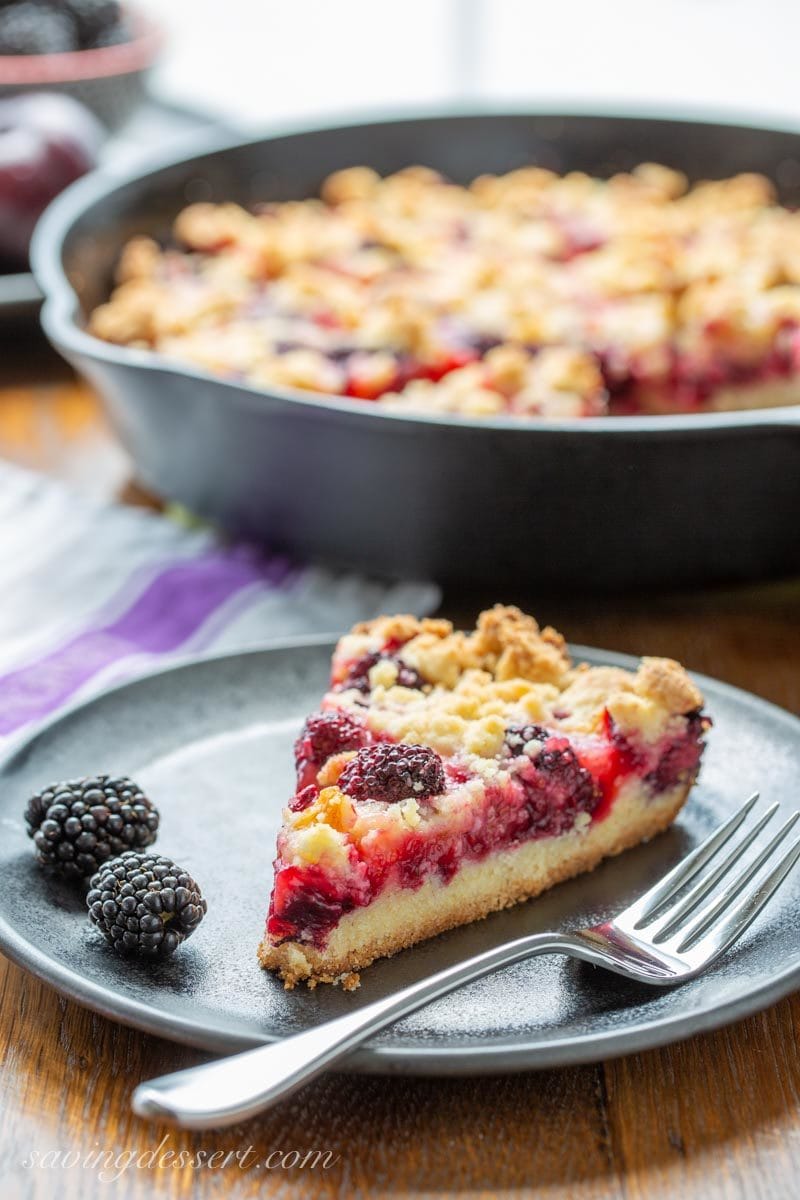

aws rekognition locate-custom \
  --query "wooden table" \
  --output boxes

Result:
[3,340,800,1200]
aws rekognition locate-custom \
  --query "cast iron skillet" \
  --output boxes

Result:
[31,110,800,589]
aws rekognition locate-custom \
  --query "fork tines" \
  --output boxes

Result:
[627,793,800,960]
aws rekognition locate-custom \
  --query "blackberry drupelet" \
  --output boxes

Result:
[25,775,160,881]
[87,851,207,958]
[339,743,445,804]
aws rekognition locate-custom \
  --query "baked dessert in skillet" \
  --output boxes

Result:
[259,606,708,988]
[90,162,800,420]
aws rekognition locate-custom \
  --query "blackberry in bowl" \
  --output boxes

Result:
[0,1,131,57]
[0,3,160,131]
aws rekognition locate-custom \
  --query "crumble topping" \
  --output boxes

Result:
[90,164,800,420]
[332,607,699,753]
[335,606,570,689]
[278,607,705,872]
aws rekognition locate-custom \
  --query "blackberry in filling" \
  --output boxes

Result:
[339,744,446,805]
[504,723,549,756]
[337,649,426,694]
[604,709,709,796]
[267,864,358,946]
[644,711,710,794]
[510,731,602,838]
[294,710,369,780]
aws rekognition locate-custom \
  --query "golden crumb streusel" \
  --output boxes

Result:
[329,605,702,759]
[90,164,800,419]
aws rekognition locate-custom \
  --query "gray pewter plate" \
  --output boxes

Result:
[1,637,799,1074]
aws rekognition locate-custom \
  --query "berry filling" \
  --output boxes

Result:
[268,712,707,950]
[644,710,710,793]
[266,863,362,946]
[289,784,320,813]
[515,736,601,837]
[603,333,800,417]
[504,722,549,756]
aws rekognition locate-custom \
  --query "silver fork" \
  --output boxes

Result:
[132,793,800,1129]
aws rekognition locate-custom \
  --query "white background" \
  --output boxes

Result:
[136,0,800,132]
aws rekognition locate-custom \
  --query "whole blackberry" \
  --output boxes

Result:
[87,851,207,958]
[25,775,160,881]
[294,710,368,772]
[0,4,77,55]
[338,650,426,695]
[64,0,123,49]
[339,743,445,804]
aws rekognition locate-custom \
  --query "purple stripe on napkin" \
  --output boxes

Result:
[0,549,296,734]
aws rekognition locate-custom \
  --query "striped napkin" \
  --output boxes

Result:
[0,462,439,746]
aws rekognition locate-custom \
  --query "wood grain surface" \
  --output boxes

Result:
[2,348,800,1200]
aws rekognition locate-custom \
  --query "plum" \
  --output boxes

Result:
[0,91,103,267]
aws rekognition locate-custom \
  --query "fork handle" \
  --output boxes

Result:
[132,931,585,1128]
